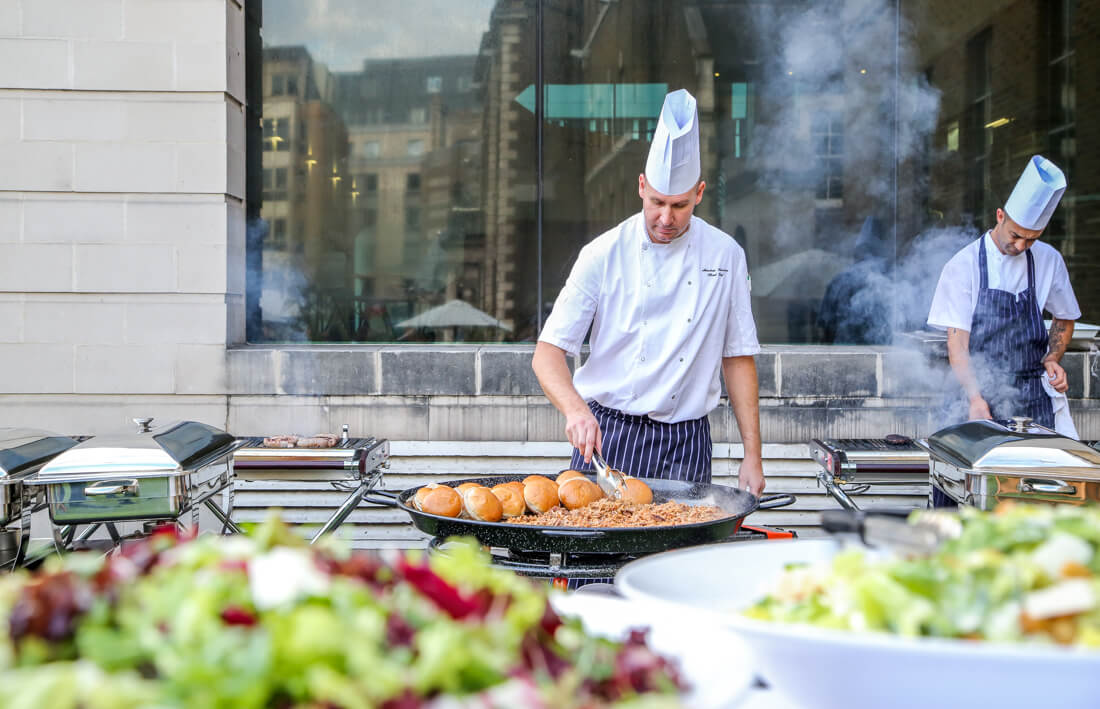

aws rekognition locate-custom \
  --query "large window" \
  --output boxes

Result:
[247,0,1100,344]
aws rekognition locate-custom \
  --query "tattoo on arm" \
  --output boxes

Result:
[1045,319,1072,363]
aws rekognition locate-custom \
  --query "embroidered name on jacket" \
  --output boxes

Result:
[701,267,728,277]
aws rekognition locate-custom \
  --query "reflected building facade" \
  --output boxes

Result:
[250,0,1099,344]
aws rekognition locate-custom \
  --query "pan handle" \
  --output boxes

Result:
[363,490,400,507]
[756,494,796,510]
[538,529,607,539]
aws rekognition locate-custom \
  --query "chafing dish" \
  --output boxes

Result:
[0,429,85,566]
[0,429,83,525]
[27,418,246,527]
[918,417,1100,509]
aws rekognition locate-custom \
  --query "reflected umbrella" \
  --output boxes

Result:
[750,249,853,299]
[397,300,513,331]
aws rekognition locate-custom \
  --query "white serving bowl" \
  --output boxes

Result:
[615,539,1100,709]
[549,591,755,709]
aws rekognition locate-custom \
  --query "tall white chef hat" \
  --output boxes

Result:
[644,89,701,196]
[1003,155,1067,231]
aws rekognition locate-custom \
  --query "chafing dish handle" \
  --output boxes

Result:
[1018,479,1077,496]
[84,479,139,496]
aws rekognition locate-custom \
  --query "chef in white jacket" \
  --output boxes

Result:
[927,156,1080,442]
[532,89,764,495]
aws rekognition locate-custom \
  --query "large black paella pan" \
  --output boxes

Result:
[365,474,794,554]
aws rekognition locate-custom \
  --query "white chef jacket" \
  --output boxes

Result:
[927,232,1080,331]
[539,212,760,424]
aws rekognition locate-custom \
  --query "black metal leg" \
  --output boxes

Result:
[310,481,369,544]
[74,523,101,544]
[105,523,122,545]
[11,501,33,570]
[221,485,236,534]
[204,498,244,535]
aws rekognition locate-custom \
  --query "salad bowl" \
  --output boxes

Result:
[616,538,1100,709]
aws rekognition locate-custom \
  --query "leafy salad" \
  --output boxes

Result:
[0,519,685,708]
[747,504,1100,648]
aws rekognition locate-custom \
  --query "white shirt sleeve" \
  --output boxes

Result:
[538,244,601,356]
[723,247,761,357]
[1043,252,1081,320]
[927,250,974,331]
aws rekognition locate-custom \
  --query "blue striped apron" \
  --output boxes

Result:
[932,238,1053,508]
[564,400,712,589]
[568,400,713,482]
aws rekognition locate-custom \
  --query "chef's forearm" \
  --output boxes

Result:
[1043,318,1074,364]
[946,327,982,401]
[532,342,589,417]
[723,356,762,460]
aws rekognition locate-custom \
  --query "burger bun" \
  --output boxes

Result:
[523,477,560,514]
[558,477,603,510]
[418,485,463,518]
[491,483,527,517]
[462,486,504,522]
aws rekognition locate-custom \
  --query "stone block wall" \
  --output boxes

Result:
[217,346,1100,444]
[0,0,246,420]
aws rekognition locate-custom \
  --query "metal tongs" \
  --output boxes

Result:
[821,508,963,556]
[592,450,627,500]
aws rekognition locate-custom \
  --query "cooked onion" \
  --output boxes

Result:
[507,498,729,528]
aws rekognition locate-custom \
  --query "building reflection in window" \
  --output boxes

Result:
[247,0,1098,344]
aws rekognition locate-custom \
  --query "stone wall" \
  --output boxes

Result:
[0,0,246,431]
[222,345,1100,443]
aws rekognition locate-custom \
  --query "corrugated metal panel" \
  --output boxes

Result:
[230,443,928,549]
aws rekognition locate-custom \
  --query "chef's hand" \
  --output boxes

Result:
[1044,360,1068,393]
[565,409,602,464]
[738,455,765,497]
[968,395,992,421]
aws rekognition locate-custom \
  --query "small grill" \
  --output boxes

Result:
[809,436,930,510]
[233,431,389,543]
[428,525,796,588]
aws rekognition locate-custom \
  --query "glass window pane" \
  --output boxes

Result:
[541,2,894,343]
[249,0,533,343]
[906,0,1097,328]
[246,1,1098,345]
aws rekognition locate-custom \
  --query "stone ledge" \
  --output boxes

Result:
[224,346,1100,401]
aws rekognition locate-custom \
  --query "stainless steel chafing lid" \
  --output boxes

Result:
[923,419,1100,477]
[33,419,240,483]
[0,428,82,479]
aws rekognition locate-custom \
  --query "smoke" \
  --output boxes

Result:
[743,0,942,251]
[247,216,310,342]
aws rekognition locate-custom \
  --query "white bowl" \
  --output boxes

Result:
[615,539,1100,709]
[549,591,755,709]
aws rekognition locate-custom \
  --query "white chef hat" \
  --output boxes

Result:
[1003,155,1067,231]
[644,89,701,196]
